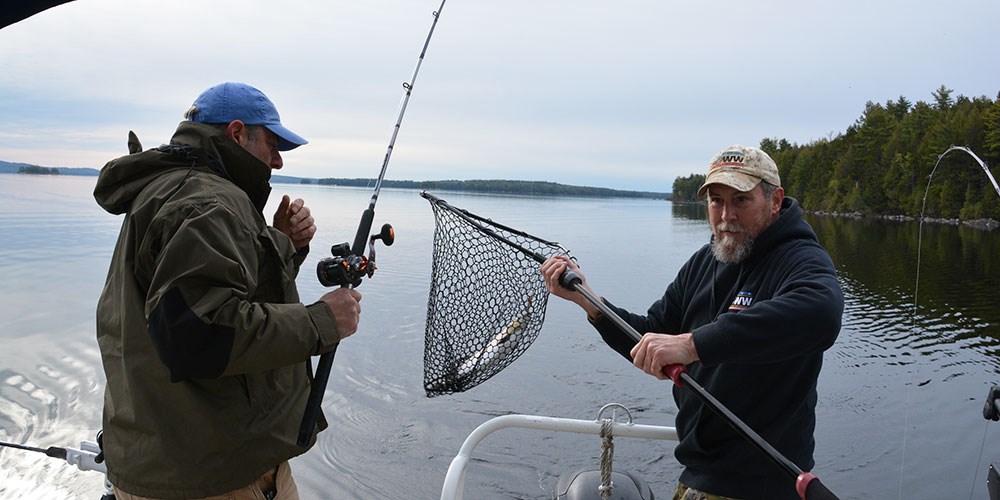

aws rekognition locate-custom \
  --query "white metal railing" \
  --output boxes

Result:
[439,409,678,500]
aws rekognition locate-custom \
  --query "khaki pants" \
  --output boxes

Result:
[113,461,299,500]
[672,482,741,500]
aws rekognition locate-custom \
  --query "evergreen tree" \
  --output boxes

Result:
[671,174,706,202]
[887,96,912,119]
[981,93,1000,162]
[932,85,955,110]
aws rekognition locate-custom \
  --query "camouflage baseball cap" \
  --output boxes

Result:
[697,145,781,197]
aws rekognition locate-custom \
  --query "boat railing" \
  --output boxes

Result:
[439,407,678,500]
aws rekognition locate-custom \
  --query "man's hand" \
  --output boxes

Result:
[540,255,603,320]
[273,195,316,250]
[540,255,583,301]
[319,288,363,340]
[630,333,699,380]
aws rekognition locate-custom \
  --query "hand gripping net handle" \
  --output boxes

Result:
[421,192,571,396]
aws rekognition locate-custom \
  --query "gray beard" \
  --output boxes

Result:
[711,234,754,264]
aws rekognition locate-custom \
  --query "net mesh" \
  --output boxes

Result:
[422,192,571,397]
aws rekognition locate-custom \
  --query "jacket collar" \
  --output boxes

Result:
[168,122,272,213]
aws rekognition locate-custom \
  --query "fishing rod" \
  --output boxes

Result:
[911,146,999,498]
[914,146,999,320]
[297,0,449,447]
[421,191,840,500]
[1,438,113,498]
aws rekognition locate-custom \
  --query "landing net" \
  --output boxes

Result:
[421,192,571,397]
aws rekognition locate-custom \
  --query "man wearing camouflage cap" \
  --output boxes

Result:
[542,145,844,499]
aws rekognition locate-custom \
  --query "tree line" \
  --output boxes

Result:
[314,177,669,200]
[672,86,1000,220]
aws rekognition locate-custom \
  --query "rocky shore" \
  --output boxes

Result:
[808,210,1000,231]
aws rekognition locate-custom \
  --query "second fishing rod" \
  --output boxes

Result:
[297,0,449,446]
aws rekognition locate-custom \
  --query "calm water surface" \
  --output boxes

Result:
[1,174,999,499]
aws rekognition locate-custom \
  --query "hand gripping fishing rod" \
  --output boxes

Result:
[419,193,839,499]
[297,0,449,447]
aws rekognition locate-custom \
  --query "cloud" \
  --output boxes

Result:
[1,0,997,191]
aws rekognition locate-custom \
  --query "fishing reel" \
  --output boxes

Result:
[316,223,395,287]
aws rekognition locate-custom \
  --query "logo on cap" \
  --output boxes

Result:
[711,151,748,171]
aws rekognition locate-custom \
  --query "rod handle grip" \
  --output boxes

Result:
[351,208,376,256]
[796,472,839,500]
[664,364,686,386]
[297,346,337,446]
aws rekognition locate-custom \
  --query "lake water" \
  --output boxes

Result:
[1,174,1000,500]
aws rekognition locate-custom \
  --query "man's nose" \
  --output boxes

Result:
[721,202,737,221]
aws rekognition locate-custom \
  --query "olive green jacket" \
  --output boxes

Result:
[94,122,338,498]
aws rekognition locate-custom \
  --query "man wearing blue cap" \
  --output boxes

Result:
[94,83,361,499]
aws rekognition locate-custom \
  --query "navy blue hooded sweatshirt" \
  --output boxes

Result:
[593,197,843,500]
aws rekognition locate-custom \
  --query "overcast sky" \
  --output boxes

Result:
[1,0,997,192]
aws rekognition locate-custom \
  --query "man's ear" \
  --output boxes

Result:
[225,120,248,145]
[772,186,785,215]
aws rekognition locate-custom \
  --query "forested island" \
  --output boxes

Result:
[311,177,669,200]
[672,86,1000,221]
[0,161,99,176]
[17,165,59,175]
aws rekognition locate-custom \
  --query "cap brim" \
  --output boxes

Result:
[697,171,761,197]
[266,124,308,151]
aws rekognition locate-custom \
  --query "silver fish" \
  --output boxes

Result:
[454,315,528,382]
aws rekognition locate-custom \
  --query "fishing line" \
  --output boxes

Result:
[973,420,993,499]
[903,145,998,500]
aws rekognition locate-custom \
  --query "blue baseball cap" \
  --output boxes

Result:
[185,82,308,151]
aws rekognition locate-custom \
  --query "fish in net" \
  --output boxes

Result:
[421,191,572,397]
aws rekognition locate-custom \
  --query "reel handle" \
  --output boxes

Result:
[315,224,394,288]
[373,223,395,246]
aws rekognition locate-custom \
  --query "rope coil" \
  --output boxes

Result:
[599,419,615,500]
[595,403,632,500]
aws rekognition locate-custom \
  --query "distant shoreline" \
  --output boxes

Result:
[0,162,671,201]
